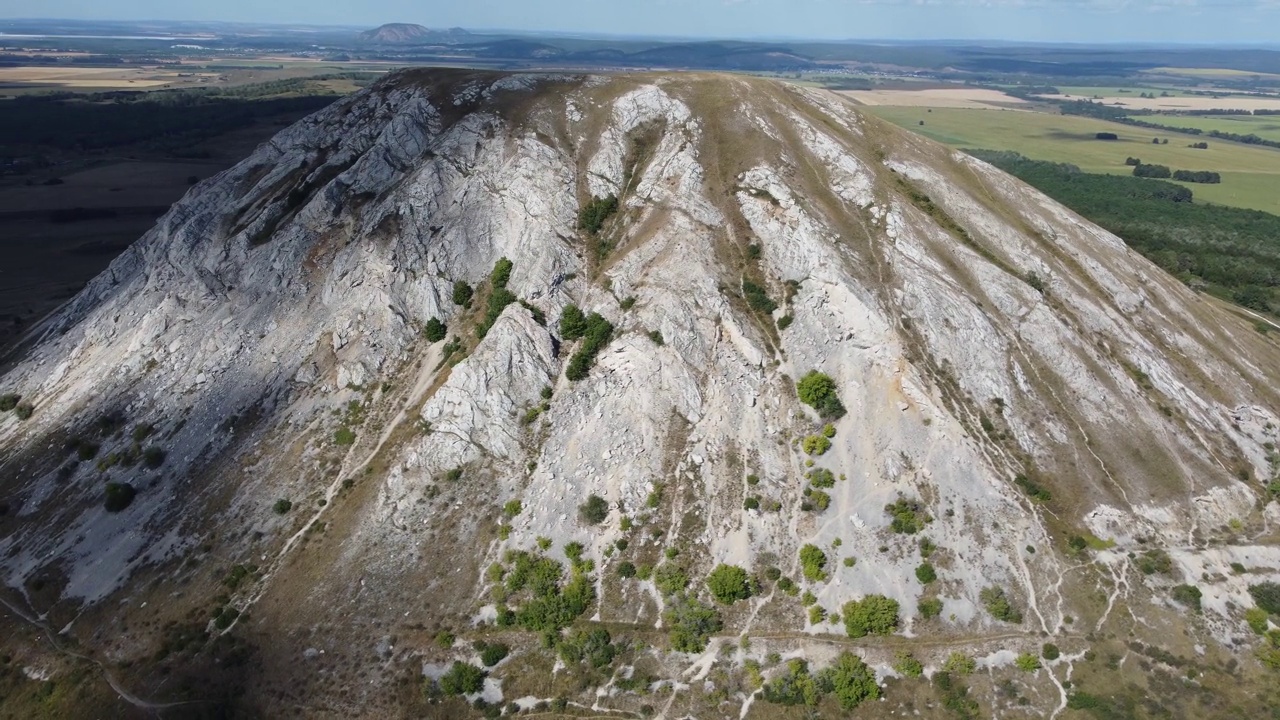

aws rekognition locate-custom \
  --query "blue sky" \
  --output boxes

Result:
[5,0,1280,44]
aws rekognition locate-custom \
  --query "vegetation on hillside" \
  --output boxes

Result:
[969,150,1279,315]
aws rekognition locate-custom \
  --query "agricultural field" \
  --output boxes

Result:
[1036,92,1280,112]
[865,105,1280,215]
[1128,113,1280,143]
[836,87,1027,109]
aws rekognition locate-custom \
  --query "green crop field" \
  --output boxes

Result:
[1048,85,1194,98]
[1128,113,1280,143]
[867,106,1280,215]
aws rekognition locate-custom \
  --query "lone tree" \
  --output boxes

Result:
[796,370,846,419]
[706,564,753,604]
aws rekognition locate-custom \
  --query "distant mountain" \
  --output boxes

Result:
[357,23,470,44]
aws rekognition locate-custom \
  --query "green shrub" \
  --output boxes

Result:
[143,447,166,469]
[894,651,924,677]
[1042,643,1061,660]
[802,434,831,455]
[439,661,486,695]
[741,277,777,314]
[885,497,928,534]
[1171,584,1202,612]
[822,424,836,438]
[559,304,587,339]
[647,329,664,345]
[452,281,474,307]
[1246,607,1270,634]
[1015,653,1041,672]
[808,468,835,488]
[808,490,831,511]
[842,595,900,638]
[799,544,828,581]
[0,393,19,412]
[617,561,636,579]
[579,494,609,524]
[479,642,509,667]
[706,564,752,604]
[502,500,522,518]
[761,658,820,706]
[744,496,760,510]
[1250,582,1280,615]
[435,630,455,648]
[334,427,356,445]
[490,257,514,288]
[919,598,943,619]
[558,627,616,668]
[1014,473,1052,502]
[919,537,937,558]
[424,317,447,342]
[577,194,618,235]
[273,499,292,515]
[654,564,689,596]
[1136,549,1173,575]
[477,285,517,339]
[796,370,846,419]
[132,423,155,442]
[13,403,33,421]
[776,315,793,330]
[943,652,976,675]
[980,586,1023,623]
[801,590,817,606]
[808,605,827,624]
[665,597,722,653]
[915,562,937,584]
[843,557,856,568]
[619,295,636,310]
[818,652,880,709]
[564,312,614,381]
[104,482,136,512]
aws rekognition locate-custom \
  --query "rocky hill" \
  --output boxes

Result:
[0,69,1278,718]
[357,23,469,44]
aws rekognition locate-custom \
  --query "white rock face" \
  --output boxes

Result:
[0,69,1277,717]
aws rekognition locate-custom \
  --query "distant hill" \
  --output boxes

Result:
[357,23,470,44]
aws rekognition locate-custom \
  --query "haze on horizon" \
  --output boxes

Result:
[4,0,1279,45]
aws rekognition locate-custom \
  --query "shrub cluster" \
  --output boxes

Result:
[706,564,753,604]
[759,653,879,710]
[1172,170,1221,184]
[842,595,900,638]
[560,305,614,381]
[799,544,828,581]
[665,596,723,653]
[477,258,517,339]
[741,278,777,314]
[885,497,929,534]
[423,317,447,342]
[495,550,595,632]
[796,371,846,419]
[578,494,609,525]
[104,482,136,512]
[980,586,1023,623]
[578,194,619,235]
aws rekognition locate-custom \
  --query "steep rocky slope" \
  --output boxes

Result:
[0,70,1278,718]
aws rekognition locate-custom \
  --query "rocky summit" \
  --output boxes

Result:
[1,70,1278,718]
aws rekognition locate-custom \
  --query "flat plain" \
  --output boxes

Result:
[864,105,1280,215]
[1127,113,1280,142]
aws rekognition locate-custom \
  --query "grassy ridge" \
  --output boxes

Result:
[968,150,1278,315]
